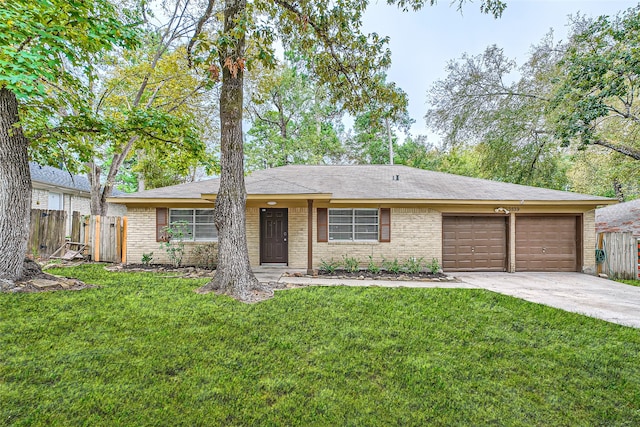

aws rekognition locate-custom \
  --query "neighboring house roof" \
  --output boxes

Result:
[596,199,640,237]
[30,162,124,196]
[110,164,614,205]
[30,162,91,193]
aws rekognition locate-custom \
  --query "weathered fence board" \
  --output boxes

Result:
[70,211,81,243]
[80,215,126,263]
[28,209,67,258]
[598,232,638,280]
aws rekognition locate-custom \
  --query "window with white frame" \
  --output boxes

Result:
[169,209,217,241]
[328,208,379,241]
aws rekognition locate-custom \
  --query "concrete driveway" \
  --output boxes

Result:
[456,272,640,328]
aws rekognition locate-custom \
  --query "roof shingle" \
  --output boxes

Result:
[113,164,614,203]
[596,199,640,237]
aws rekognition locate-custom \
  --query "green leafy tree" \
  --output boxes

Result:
[246,60,344,169]
[0,0,138,283]
[92,43,219,198]
[568,149,640,201]
[346,104,413,164]
[426,38,570,189]
[427,6,640,197]
[189,0,506,300]
[394,135,442,170]
[551,6,640,162]
[20,1,221,215]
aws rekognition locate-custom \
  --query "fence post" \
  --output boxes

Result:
[95,215,101,262]
[115,216,122,263]
[122,216,128,264]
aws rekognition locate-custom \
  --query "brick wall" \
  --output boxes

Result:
[125,207,218,266]
[246,208,259,266]
[583,209,596,274]
[312,207,442,270]
[126,206,442,269]
[31,189,49,209]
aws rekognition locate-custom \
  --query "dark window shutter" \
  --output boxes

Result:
[380,208,391,242]
[156,208,169,242]
[317,208,328,242]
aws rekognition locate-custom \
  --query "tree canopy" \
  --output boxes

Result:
[0,0,139,282]
[426,5,640,200]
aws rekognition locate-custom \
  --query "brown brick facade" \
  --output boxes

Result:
[125,206,597,273]
[126,206,442,268]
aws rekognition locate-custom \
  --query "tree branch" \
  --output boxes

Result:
[272,0,364,99]
[187,0,216,66]
[593,139,640,161]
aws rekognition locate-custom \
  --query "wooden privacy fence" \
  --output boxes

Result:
[28,209,70,258]
[80,215,128,263]
[597,232,639,280]
[28,210,127,263]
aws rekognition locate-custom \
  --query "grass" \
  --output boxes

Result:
[617,279,640,287]
[1,264,640,426]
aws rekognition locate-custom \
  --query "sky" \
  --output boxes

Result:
[361,0,637,143]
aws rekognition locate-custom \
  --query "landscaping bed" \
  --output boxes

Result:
[291,269,453,282]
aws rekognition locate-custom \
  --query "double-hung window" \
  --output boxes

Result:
[169,209,217,241]
[328,208,379,241]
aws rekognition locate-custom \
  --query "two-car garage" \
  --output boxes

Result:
[443,215,581,272]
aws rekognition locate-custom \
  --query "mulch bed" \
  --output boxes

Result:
[104,264,215,279]
[289,269,453,282]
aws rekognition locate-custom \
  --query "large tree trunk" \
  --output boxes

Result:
[88,161,108,216]
[199,0,261,300]
[0,88,32,283]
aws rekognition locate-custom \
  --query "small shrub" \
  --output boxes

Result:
[342,255,360,273]
[402,257,424,274]
[192,243,218,269]
[141,252,154,266]
[367,255,381,274]
[428,258,441,274]
[159,221,189,267]
[319,258,340,274]
[382,257,401,274]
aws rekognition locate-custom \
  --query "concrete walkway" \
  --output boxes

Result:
[255,267,640,328]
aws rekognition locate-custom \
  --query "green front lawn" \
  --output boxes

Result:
[1,264,639,426]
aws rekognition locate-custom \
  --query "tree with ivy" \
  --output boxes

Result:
[186,0,506,300]
[0,0,138,284]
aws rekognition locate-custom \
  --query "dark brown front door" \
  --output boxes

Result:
[260,208,288,264]
[442,216,508,272]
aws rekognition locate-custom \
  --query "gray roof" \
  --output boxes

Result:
[113,165,613,203]
[30,162,124,196]
[30,162,91,193]
[596,198,640,237]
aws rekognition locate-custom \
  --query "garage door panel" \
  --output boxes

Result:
[443,216,507,272]
[516,216,578,272]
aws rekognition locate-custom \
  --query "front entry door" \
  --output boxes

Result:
[260,208,288,264]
